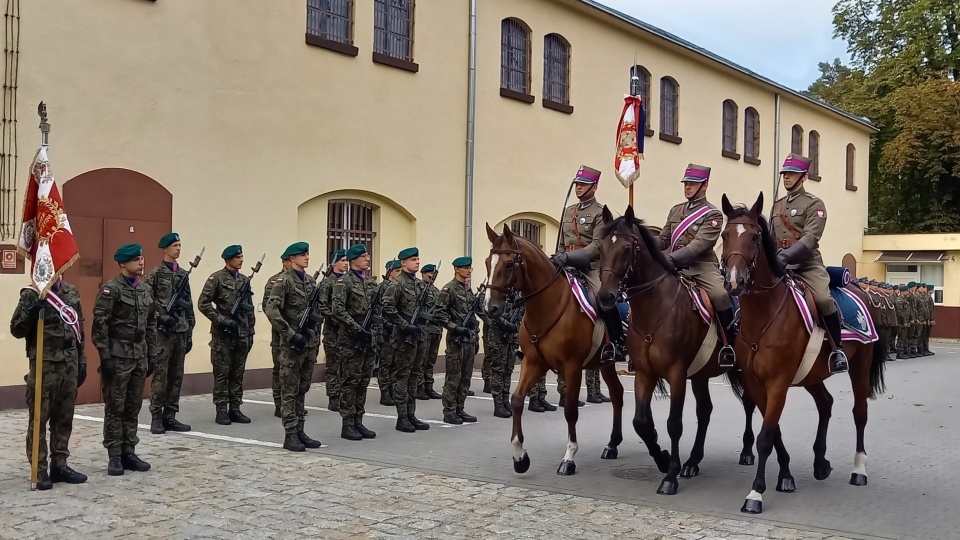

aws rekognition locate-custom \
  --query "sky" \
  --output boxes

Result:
[596,0,852,91]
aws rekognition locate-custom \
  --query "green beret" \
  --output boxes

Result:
[282,242,309,259]
[114,243,143,263]
[397,247,418,260]
[221,245,243,260]
[386,260,401,271]
[928,284,935,290]
[330,249,346,264]
[158,232,180,249]
[453,256,472,268]
[421,264,437,273]
[900,285,910,291]
[907,281,917,288]
[346,244,366,261]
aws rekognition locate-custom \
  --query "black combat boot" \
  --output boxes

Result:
[163,417,191,432]
[598,307,627,367]
[107,456,124,476]
[716,307,738,368]
[380,393,396,406]
[457,409,478,423]
[416,387,430,401]
[298,430,321,449]
[494,398,511,418]
[467,390,475,396]
[408,415,430,430]
[328,396,340,412]
[355,419,376,439]
[586,394,602,404]
[121,453,151,472]
[425,385,442,399]
[150,415,165,435]
[823,312,849,374]
[229,409,251,424]
[528,397,546,412]
[274,405,281,418]
[35,468,52,490]
[443,413,463,425]
[283,432,305,452]
[396,417,417,432]
[482,381,491,394]
[540,397,558,411]
[501,396,513,417]
[50,465,87,484]
[215,410,231,425]
[341,424,363,441]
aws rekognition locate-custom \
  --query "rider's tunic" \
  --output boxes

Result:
[771,187,836,315]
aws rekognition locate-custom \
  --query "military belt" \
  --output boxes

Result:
[110,329,145,343]
[565,244,586,252]
[39,336,78,348]
[777,239,819,249]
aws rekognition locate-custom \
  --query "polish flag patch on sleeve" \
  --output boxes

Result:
[102,288,111,296]
[816,209,825,218]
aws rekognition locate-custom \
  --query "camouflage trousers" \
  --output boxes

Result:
[24,359,77,468]
[271,329,282,408]
[557,369,601,398]
[418,332,443,390]
[211,333,250,412]
[323,326,342,400]
[909,324,922,351]
[337,332,375,423]
[391,333,426,417]
[280,343,319,432]
[442,337,478,416]
[149,331,187,418]
[485,332,517,401]
[526,374,548,400]
[377,327,396,396]
[101,356,146,458]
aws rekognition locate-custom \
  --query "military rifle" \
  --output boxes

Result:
[455,279,488,344]
[292,263,328,351]
[403,277,432,345]
[160,247,204,331]
[224,254,264,336]
[503,293,524,329]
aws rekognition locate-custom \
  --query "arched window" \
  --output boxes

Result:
[660,77,679,139]
[791,124,803,154]
[500,18,531,98]
[327,200,376,257]
[846,143,857,191]
[543,34,571,110]
[744,107,760,164]
[511,219,543,250]
[722,99,738,157]
[630,65,652,135]
[808,131,821,180]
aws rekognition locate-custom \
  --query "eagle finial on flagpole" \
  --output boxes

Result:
[38,102,50,147]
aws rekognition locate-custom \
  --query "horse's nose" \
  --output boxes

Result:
[599,291,616,309]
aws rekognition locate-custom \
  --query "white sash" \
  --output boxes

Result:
[24,286,83,342]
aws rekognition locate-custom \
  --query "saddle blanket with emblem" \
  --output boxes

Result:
[788,280,878,344]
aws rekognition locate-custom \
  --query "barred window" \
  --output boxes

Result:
[630,65,652,134]
[307,0,353,45]
[511,219,543,250]
[722,99,738,155]
[791,124,803,154]
[543,34,570,105]
[501,18,531,95]
[846,143,856,190]
[327,200,376,259]
[744,107,760,162]
[808,131,820,179]
[659,77,679,136]
[374,0,414,62]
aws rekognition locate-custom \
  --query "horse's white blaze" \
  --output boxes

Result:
[611,234,618,244]
[511,435,525,461]
[736,224,746,237]
[853,452,867,475]
[563,438,579,462]
[746,490,763,502]
[485,253,499,311]
[729,265,739,286]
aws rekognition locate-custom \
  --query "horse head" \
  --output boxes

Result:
[598,204,675,311]
[720,192,782,295]
[485,222,528,319]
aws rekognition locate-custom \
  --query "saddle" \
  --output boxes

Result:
[785,266,878,343]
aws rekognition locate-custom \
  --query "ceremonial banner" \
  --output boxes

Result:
[17,146,79,298]
[614,94,645,188]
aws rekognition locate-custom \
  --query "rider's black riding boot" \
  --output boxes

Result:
[715,307,737,368]
[598,307,626,367]
[823,311,849,374]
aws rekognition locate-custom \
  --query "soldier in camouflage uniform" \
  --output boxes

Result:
[881,284,898,360]
[93,244,158,476]
[924,284,936,356]
[435,256,482,425]
[416,263,444,401]
[199,245,256,425]
[382,247,431,432]
[265,256,291,417]
[377,260,402,406]
[487,293,523,418]
[144,233,195,435]
[906,282,922,357]
[265,242,322,452]
[10,278,88,489]
[895,285,912,358]
[319,249,347,411]
[330,244,379,441]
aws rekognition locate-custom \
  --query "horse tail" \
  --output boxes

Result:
[653,378,670,400]
[725,367,747,404]
[868,336,887,399]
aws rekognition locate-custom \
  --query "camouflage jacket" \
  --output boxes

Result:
[265,268,320,347]
[331,270,378,337]
[421,282,441,335]
[772,187,827,266]
[92,275,159,361]
[655,197,724,270]
[926,294,936,323]
[198,268,256,337]
[9,282,86,365]
[896,294,914,326]
[435,278,482,343]
[144,262,197,334]
[374,279,395,336]
[318,272,342,336]
[382,272,422,339]
[263,269,285,312]
[484,295,523,342]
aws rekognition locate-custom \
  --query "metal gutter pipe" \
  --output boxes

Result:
[464,0,478,256]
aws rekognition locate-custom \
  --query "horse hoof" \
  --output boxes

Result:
[680,464,700,478]
[776,476,796,493]
[513,452,531,474]
[600,447,618,460]
[739,453,755,466]
[814,460,833,481]
[655,450,671,474]
[741,499,762,514]
[656,478,679,496]
[849,473,868,486]
[556,460,576,476]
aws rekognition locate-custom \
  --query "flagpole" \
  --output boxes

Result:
[29,103,50,490]
[628,61,640,209]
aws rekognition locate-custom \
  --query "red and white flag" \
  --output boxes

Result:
[16,146,79,299]
[614,94,645,188]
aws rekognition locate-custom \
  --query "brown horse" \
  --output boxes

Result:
[596,205,756,495]
[719,192,887,514]
[484,223,625,475]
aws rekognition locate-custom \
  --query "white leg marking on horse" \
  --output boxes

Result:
[485,254,499,311]
[512,435,525,461]
[853,452,867,475]
[736,224,746,237]
[563,438,579,462]
[746,490,763,502]
[729,265,739,286]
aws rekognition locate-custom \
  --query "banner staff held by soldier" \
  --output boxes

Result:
[93,243,159,476]
[320,249,348,412]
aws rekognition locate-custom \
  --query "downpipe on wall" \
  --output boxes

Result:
[464,0,478,256]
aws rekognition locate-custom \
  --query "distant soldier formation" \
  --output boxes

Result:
[855,278,936,359]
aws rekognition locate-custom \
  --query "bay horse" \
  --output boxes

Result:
[484,223,625,476]
[719,192,887,514]
[596,205,756,495]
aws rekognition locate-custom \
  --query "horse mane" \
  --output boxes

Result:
[726,207,785,278]
[599,215,678,277]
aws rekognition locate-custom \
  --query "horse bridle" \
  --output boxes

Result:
[601,223,670,300]
[719,218,777,294]
[487,236,562,301]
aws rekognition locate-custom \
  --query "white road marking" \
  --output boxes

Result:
[73,414,296,448]
[242,399,471,429]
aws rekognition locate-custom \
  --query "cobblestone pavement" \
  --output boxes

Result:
[1,344,957,539]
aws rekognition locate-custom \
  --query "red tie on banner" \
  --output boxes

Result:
[615,94,644,189]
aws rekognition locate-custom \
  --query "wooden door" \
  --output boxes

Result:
[64,215,104,405]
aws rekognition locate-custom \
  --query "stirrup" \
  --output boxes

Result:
[718,345,736,368]
[599,343,621,366]
[828,350,849,374]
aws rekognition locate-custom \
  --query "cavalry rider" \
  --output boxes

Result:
[551,165,626,366]
[772,153,848,374]
[655,164,737,368]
